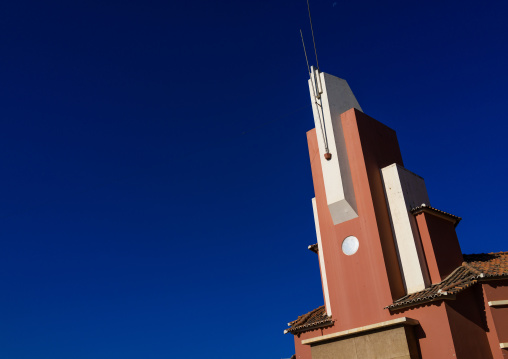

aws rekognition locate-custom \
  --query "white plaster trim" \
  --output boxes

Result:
[301,317,419,345]
[500,343,508,349]
[312,197,332,317]
[381,164,430,294]
[488,300,508,307]
[308,68,361,225]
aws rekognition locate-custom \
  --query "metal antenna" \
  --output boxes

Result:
[300,29,311,75]
[306,0,320,71]
[302,4,331,160]
[301,30,330,159]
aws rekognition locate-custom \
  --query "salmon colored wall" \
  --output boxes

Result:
[297,110,505,359]
[415,212,463,283]
[294,325,342,359]
[345,109,405,301]
[392,302,457,358]
[294,333,313,359]
[484,281,508,352]
[483,285,505,359]
[295,301,466,359]
[307,109,405,332]
[392,291,496,359]
[295,291,502,359]
[445,286,494,359]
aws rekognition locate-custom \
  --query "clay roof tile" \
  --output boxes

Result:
[285,305,334,335]
[387,251,508,310]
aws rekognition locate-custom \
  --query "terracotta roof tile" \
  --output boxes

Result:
[387,251,508,310]
[411,204,462,226]
[285,305,333,334]
[463,252,508,277]
[287,253,508,331]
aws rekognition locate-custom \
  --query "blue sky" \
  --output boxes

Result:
[0,1,507,358]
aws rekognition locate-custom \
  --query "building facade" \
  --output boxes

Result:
[285,68,508,359]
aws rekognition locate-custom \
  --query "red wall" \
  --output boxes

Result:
[445,286,494,359]
[415,212,463,283]
[294,301,460,359]
[296,109,506,359]
[483,280,508,358]
[307,109,405,332]
[394,303,457,358]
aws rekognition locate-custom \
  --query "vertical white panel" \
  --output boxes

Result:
[312,198,332,316]
[308,67,362,225]
[381,164,431,294]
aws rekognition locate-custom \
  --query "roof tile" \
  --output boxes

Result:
[286,252,508,333]
[387,251,508,310]
[285,305,333,334]
[411,204,462,226]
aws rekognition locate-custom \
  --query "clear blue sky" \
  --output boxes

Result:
[0,1,507,358]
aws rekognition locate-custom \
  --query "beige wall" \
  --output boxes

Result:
[310,326,419,359]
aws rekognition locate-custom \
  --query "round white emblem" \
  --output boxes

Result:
[342,236,359,256]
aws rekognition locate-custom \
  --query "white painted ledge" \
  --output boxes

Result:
[500,343,508,349]
[301,317,419,345]
[488,300,508,307]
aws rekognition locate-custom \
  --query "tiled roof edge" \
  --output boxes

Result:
[411,204,462,226]
[385,282,458,310]
[287,305,324,327]
[285,305,334,335]
[285,318,335,334]
[386,292,457,310]
[387,251,508,310]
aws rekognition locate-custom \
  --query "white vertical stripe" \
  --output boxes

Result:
[312,197,332,316]
[308,68,361,225]
[381,164,430,294]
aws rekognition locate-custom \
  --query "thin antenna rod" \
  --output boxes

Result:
[300,29,311,75]
[306,0,320,71]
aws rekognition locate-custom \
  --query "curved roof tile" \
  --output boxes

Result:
[285,305,333,334]
[387,251,508,310]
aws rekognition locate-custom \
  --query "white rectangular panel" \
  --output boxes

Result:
[308,68,362,225]
[381,163,430,294]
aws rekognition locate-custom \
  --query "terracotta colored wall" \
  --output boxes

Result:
[294,333,313,359]
[294,282,506,359]
[307,109,406,333]
[295,326,340,359]
[392,302,457,358]
[391,287,498,359]
[299,110,504,359]
[483,290,505,359]
[295,300,464,359]
[445,286,494,359]
[415,212,463,283]
[484,280,508,358]
[346,109,405,301]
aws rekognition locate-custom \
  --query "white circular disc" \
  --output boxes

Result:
[342,236,359,256]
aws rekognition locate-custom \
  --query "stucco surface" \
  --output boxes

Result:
[310,326,419,359]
